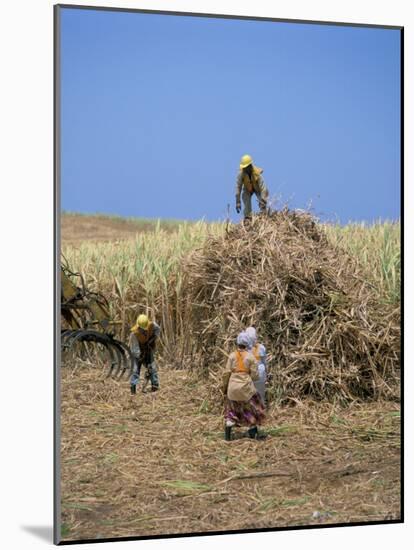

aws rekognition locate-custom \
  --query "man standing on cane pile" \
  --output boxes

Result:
[129,314,160,394]
[235,154,269,220]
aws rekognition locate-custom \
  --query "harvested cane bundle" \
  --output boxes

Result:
[169,209,400,403]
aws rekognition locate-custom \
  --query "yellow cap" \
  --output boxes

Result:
[137,314,149,329]
[239,154,253,170]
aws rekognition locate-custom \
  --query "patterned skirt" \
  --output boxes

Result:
[224,393,266,427]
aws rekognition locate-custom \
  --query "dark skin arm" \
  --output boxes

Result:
[222,355,233,394]
[236,165,254,213]
[222,371,231,395]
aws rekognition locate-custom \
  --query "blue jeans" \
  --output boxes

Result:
[130,356,159,389]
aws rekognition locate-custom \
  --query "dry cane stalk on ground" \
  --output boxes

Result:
[60,366,400,541]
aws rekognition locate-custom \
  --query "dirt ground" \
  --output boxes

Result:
[61,213,179,243]
[60,364,401,542]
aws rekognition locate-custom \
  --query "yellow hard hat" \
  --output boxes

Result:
[240,154,253,170]
[137,314,149,329]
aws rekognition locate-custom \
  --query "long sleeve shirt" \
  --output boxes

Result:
[129,321,160,358]
[235,166,269,204]
[247,341,267,403]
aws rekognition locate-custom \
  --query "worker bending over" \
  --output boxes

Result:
[129,314,160,394]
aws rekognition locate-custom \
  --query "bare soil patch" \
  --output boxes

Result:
[61,213,179,243]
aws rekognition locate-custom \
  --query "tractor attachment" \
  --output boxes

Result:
[60,263,134,378]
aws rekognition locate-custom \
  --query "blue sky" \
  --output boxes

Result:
[60,8,401,224]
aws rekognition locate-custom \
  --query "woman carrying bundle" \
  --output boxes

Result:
[222,331,266,441]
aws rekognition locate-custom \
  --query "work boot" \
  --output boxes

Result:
[248,426,258,439]
[130,384,136,395]
[225,425,232,441]
[151,386,159,392]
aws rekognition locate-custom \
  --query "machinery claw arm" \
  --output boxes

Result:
[61,264,134,378]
